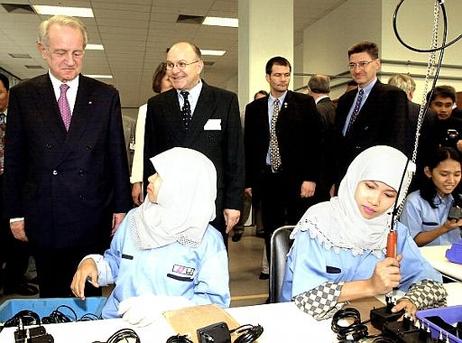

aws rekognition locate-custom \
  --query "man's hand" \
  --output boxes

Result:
[224,209,240,233]
[244,188,252,197]
[70,258,99,300]
[369,256,402,295]
[300,181,316,198]
[10,220,28,242]
[111,213,126,235]
[131,182,144,206]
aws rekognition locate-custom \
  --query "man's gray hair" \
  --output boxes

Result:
[38,15,88,48]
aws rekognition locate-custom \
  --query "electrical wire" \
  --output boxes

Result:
[92,328,141,343]
[230,324,264,343]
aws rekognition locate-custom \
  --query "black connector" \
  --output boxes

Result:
[370,306,405,331]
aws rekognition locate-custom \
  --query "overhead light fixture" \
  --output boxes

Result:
[85,75,113,79]
[201,49,226,56]
[203,16,238,28]
[86,44,104,50]
[33,5,94,18]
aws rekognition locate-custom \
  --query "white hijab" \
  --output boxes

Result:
[132,147,217,249]
[292,145,415,255]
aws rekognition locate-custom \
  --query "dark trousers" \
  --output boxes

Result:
[260,168,314,265]
[0,174,30,291]
[32,245,102,298]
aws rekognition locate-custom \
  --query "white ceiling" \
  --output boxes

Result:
[0,0,346,111]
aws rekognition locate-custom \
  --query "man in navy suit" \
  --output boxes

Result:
[143,42,244,243]
[3,15,131,297]
[244,56,323,264]
[334,41,410,188]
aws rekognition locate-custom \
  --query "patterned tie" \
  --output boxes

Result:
[58,84,72,131]
[346,88,364,135]
[180,90,191,130]
[270,99,282,172]
[0,112,6,175]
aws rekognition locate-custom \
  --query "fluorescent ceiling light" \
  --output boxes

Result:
[85,74,113,79]
[86,44,104,50]
[203,16,238,28]
[201,49,226,56]
[33,5,94,17]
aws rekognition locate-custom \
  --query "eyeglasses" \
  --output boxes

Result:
[166,60,199,70]
[348,60,375,70]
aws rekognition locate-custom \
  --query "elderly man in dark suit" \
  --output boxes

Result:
[3,15,131,297]
[143,41,244,243]
[244,56,323,264]
[334,41,410,188]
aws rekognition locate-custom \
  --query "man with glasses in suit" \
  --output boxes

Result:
[143,41,244,245]
[333,41,410,190]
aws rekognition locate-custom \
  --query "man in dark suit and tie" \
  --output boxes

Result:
[244,56,323,263]
[143,42,244,242]
[3,15,131,297]
[334,41,410,188]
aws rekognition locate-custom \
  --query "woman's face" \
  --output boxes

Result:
[424,158,461,196]
[147,173,162,203]
[160,74,172,93]
[354,180,397,219]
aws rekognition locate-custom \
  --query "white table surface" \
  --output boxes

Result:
[1,284,461,342]
[420,245,462,281]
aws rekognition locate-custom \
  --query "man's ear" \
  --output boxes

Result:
[37,42,47,60]
[423,166,432,179]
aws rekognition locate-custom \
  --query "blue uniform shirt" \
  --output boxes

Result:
[99,209,230,318]
[280,223,441,302]
[400,190,461,246]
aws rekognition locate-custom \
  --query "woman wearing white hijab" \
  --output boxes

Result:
[71,147,230,325]
[280,146,446,320]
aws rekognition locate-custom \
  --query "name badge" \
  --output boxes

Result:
[204,119,221,130]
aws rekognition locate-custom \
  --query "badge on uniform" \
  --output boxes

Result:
[167,264,195,281]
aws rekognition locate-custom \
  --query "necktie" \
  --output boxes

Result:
[0,112,5,175]
[58,84,72,131]
[180,90,191,130]
[270,99,282,172]
[346,88,364,135]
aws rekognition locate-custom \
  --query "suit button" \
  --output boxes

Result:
[78,169,84,176]
[52,170,58,176]
[86,145,93,151]
[45,144,53,149]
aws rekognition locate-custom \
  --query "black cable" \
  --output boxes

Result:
[93,328,141,343]
[166,334,193,343]
[230,324,264,343]
[393,0,461,52]
[3,310,41,327]
[331,308,369,342]
[79,313,101,321]
[42,305,77,324]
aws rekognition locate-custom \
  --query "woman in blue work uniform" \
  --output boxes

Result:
[280,146,446,320]
[400,146,462,246]
[71,147,230,326]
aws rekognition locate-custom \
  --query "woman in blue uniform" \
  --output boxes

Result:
[400,146,462,246]
[280,146,446,320]
[71,147,230,325]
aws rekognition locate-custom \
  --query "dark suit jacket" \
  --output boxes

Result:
[143,81,244,215]
[244,91,322,194]
[334,80,410,183]
[316,96,336,129]
[3,74,131,249]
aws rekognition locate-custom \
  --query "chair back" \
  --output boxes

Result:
[269,225,294,303]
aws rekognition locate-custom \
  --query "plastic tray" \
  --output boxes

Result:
[0,297,107,323]
[446,239,462,264]
[416,305,462,343]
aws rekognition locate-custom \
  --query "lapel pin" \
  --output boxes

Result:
[283,102,288,109]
